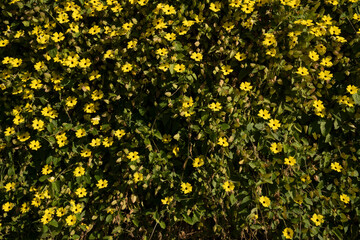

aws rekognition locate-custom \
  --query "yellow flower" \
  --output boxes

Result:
[221,65,233,75]
[258,109,271,120]
[283,228,294,239]
[161,196,173,205]
[90,138,101,147]
[57,12,69,23]
[88,25,101,35]
[181,182,192,194]
[127,151,140,161]
[192,156,204,167]
[114,129,126,139]
[122,22,134,31]
[133,172,144,183]
[44,207,55,216]
[263,33,277,46]
[156,48,168,56]
[102,137,113,147]
[75,188,87,198]
[294,195,303,205]
[313,99,325,111]
[0,39,9,47]
[41,189,51,199]
[75,129,87,138]
[329,26,341,35]
[235,52,246,61]
[91,116,101,125]
[346,85,358,95]
[222,181,235,192]
[340,194,350,204]
[320,56,333,67]
[42,165,52,175]
[162,4,176,15]
[78,58,92,68]
[159,63,170,71]
[296,67,309,76]
[266,48,276,57]
[56,133,68,147]
[190,52,203,61]
[318,70,333,81]
[164,33,176,41]
[182,96,194,108]
[308,51,319,61]
[311,213,324,226]
[70,203,83,213]
[208,102,222,111]
[74,166,85,177]
[162,134,172,144]
[217,137,229,147]
[331,162,342,172]
[174,64,185,72]
[122,62,133,72]
[80,149,92,158]
[172,146,179,156]
[41,213,53,225]
[4,127,15,136]
[89,70,101,81]
[97,179,108,189]
[56,207,66,217]
[240,82,253,91]
[20,202,30,213]
[153,18,167,29]
[223,22,235,31]
[268,119,281,131]
[284,156,296,166]
[66,214,77,226]
[30,79,43,89]
[270,142,282,154]
[2,202,15,212]
[127,40,137,49]
[51,32,65,42]
[17,132,30,142]
[259,196,270,207]
[209,2,221,12]
[32,119,45,131]
[301,175,311,183]
[29,140,41,150]
[4,182,16,192]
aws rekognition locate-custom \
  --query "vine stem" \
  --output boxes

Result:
[149,221,158,240]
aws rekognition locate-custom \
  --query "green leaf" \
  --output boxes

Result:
[319,120,332,137]
[304,198,313,206]
[159,221,166,229]
[106,214,113,223]
[240,196,251,205]
[132,218,139,227]
[353,92,360,105]
[51,181,60,195]
[220,123,230,130]
[182,214,194,225]
[246,123,254,131]
[169,64,174,74]
[22,21,30,27]
[332,228,343,239]
[48,48,58,58]
[39,175,49,182]
[49,219,58,227]
[230,193,237,206]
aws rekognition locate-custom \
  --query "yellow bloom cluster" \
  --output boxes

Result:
[0,0,359,238]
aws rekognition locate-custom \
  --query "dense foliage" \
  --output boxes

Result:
[1,0,360,239]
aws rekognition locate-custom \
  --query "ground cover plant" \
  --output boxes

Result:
[1,0,360,239]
